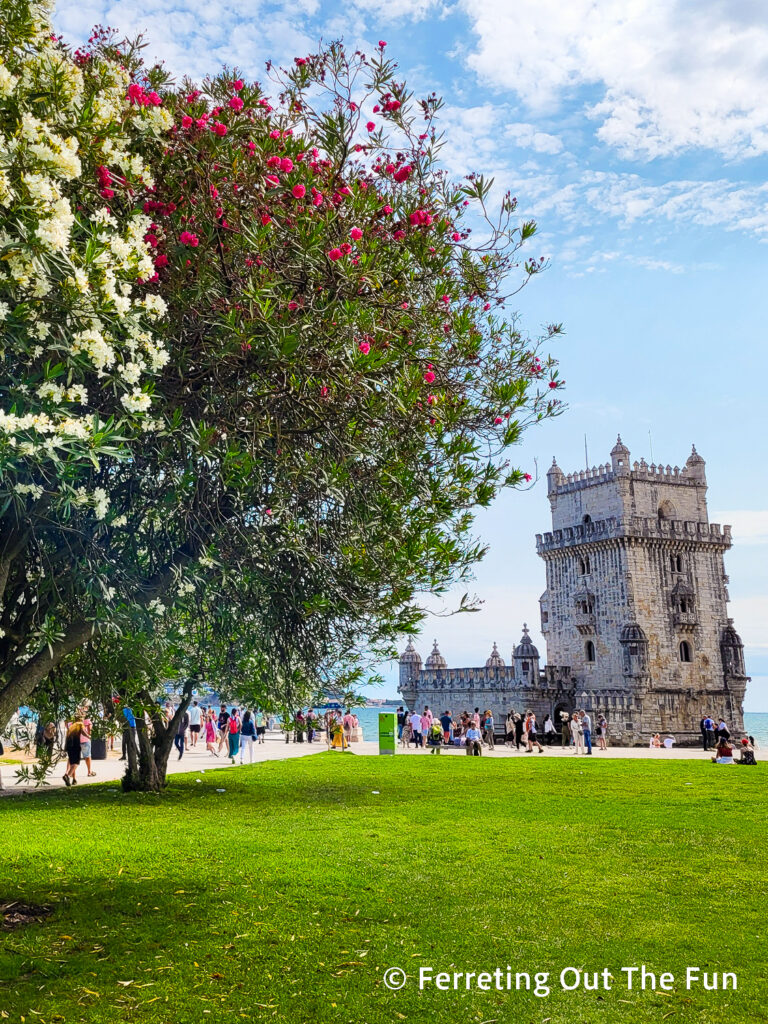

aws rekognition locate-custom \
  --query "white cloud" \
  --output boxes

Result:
[505,122,563,155]
[714,511,768,546]
[459,0,768,159]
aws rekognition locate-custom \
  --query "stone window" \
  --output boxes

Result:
[541,611,549,624]
[585,640,596,662]
[670,554,683,573]
[579,555,591,575]
[679,640,692,663]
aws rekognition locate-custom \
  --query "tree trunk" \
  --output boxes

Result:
[121,689,191,793]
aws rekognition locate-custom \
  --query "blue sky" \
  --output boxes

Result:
[54,0,768,709]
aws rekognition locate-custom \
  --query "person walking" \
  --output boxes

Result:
[581,709,593,755]
[699,714,707,750]
[543,714,556,746]
[174,707,190,759]
[240,711,256,763]
[560,713,570,748]
[80,713,96,777]
[514,714,524,750]
[505,711,516,746]
[702,714,715,751]
[526,713,544,753]
[484,710,495,749]
[409,709,423,748]
[255,709,266,744]
[570,712,584,754]
[188,701,202,747]
[396,707,406,741]
[227,708,241,763]
[63,720,83,786]
[217,705,230,752]
[204,709,219,756]
[597,716,608,750]
[306,708,317,743]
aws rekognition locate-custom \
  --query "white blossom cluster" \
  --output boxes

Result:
[0,0,174,519]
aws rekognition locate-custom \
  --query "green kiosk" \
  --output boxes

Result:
[378,712,397,755]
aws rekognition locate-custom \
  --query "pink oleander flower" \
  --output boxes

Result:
[269,129,281,139]
[379,40,387,47]
[350,227,363,240]
[524,473,532,482]
[393,165,412,183]
[423,370,436,384]
[292,184,306,199]
[229,96,244,111]
[494,416,503,425]
[382,204,393,215]
[211,122,227,136]
[441,294,450,304]
[261,213,272,225]
[280,157,294,172]
[327,247,343,261]
[358,341,370,354]
[384,100,401,112]
[366,121,375,132]
[393,230,405,240]
[181,115,193,129]
[233,79,244,91]
[401,302,408,309]
[180,231,199,247]
[287,301,299,310]
[340,242,352,255]
[265,174,280,187]
[483,302,491,311]
[312,193,323,206]
[452,232,461,242]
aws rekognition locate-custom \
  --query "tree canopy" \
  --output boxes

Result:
[0,2,563,736]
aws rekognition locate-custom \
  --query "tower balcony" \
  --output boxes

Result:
[575,610,596,634]
[673,610,698,628]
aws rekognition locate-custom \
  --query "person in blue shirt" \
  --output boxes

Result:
[439,711,453,745]
[120,706,137,761]
[465,725,482,756]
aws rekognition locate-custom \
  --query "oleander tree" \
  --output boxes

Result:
[0,9,564,754]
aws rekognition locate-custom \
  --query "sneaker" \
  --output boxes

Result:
[63,774,70,786]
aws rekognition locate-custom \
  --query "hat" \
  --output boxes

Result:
[741,738,749,745]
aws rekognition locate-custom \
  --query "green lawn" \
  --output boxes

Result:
[1,755,767,1023]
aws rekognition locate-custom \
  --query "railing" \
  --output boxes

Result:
[536,516,731,553]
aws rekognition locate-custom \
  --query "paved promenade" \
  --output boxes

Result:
[0,733,724,794]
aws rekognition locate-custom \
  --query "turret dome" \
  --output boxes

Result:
[513,624,539,660]
[620,622,648,643]
[485,642,506,668]
[425,640,447,670]
[399,638,422,667]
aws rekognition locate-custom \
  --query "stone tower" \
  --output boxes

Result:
[536,437,748,744]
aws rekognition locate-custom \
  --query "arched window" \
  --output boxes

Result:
[585,640,596,663]
[679,640,692,663]
[670,554,683,573]
[583,514,592,524]
[579,556,591,575]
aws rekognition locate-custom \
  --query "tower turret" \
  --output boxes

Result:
[398,639,422,689]
[685,445,706,484]
[425,639,448,671]
[610,435,630,475]
[547,457,565,495]
[513,624,540,685]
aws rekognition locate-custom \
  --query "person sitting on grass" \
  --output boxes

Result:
[649,733,661,748]
[711,738,735,764]
[465,723,483,756]
[736,738,757,765]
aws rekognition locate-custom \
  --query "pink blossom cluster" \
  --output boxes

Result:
[126,83,162,107]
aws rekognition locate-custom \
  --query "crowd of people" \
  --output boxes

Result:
[395,706,607,755]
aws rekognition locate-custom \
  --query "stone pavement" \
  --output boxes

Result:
[0,733,725,793]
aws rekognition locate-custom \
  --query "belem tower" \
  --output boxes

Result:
[398,437,749,745]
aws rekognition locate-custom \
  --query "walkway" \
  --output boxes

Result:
[0,734,725,793]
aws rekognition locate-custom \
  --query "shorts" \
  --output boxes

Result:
[66,744,81,765]
[80,741,92,758]
[256,726,266,736]
[190,724,201,733]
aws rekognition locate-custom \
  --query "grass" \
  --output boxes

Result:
[1,754,767,1023]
